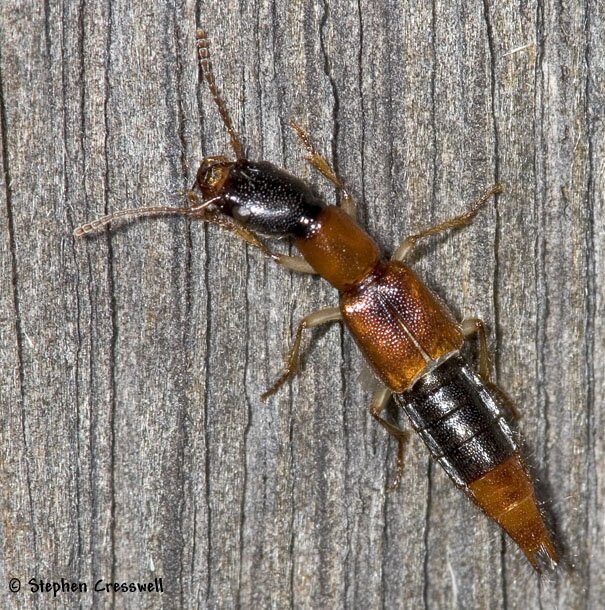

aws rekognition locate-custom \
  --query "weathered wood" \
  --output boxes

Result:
[0,1,602,608]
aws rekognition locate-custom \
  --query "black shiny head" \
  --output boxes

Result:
[195,159,324,239]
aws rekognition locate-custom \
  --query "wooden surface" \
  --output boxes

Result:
[0,1,602,608]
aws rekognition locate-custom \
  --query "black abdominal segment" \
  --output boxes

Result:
[395,355,516,486]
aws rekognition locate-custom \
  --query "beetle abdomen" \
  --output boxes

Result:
[395,355,515,485]
[395,355,557,569]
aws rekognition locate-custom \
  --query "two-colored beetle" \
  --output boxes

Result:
[75,31,557,570]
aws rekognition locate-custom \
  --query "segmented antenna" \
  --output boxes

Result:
[196,30,244,159]
[72,196,221,237]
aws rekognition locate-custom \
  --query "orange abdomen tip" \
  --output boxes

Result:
[468,454,557,571]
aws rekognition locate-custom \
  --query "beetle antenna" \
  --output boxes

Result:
[196,30,244,160]
[73,195,222,237]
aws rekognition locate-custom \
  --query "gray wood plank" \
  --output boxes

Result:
[0,1,602,608]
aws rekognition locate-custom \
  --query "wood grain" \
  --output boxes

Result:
[0,1,602,608]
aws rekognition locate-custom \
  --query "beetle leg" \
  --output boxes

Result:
[289,120,356,218]
[461,317,520,420]
[186,191,317,274]
[261,307,343,399]
[369,385,408,491]
[391,184,503,262]
[274,255,317,274]
[461,317,492,381]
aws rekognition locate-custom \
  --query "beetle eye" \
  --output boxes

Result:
[195,156,233,196]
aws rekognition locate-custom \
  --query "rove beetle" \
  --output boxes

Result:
[75,31,557,571]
